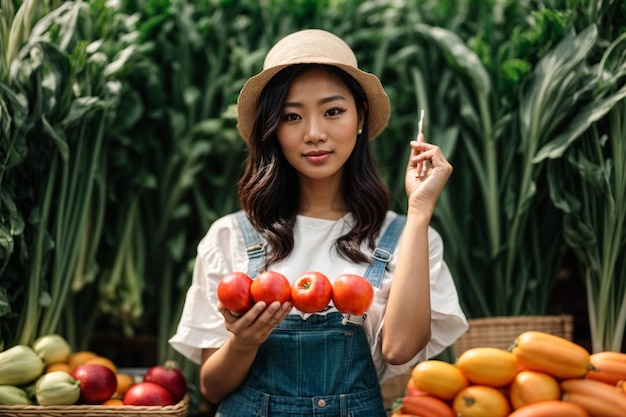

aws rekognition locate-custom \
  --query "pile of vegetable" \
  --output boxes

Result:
[0,334,187,407]
[392,331,626,417]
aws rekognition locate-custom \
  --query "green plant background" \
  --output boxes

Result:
[1,0,625,410]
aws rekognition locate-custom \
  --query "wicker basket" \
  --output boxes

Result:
[0,395,189,417]
[380,372,411,410]
[452,314,574,357]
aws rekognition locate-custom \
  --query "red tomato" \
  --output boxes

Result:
[217,272,254,313]
[250,270,291,304]
[332,273,374,315]
[290,271,333,313]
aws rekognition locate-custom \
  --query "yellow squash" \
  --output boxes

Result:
[561,378,626,417]
[411,360,469,401]
[452,385,510,417]
[586,351,626,386]
[507,400,590,417]
[456,347,521,387]
[509,370,561,410]
[510,331,592,379]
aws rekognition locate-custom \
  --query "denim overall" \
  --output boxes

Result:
[215,212,406,417]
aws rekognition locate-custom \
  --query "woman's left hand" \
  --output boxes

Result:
[405,132,453,216]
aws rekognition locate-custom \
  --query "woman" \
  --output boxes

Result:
[170,29,468,417]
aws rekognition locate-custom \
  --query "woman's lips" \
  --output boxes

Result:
[304,150,332,163]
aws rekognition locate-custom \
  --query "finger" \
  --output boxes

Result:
[411,143,432,175]
[253,301,287,327]
[226,301,267,328]
[412,145,445,163]
[408,140,423,171]
[412,148,444,177]
[218,303,241,323]
[410,140,423,175]
[417,151,453,181]
[266,301,292,328]
[276,301,292,319]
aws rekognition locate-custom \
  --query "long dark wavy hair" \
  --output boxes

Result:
[238,64,390,267]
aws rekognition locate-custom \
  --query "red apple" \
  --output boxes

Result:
[71,363,117,404]
[250,270,291,304]
[143,360,187,402]
[123,381,175,406]
[332,273,374,316]
[291,271,333,313]
[217,272,254,313]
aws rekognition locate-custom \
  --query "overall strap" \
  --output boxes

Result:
[363,215,406,289]
[234,210,265,278]
[342,214,406,325]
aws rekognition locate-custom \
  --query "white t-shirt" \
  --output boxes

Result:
[169,210,468,382]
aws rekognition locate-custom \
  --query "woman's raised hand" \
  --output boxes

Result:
[405,127,453,217]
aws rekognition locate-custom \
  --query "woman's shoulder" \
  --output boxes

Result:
[198,211,246,248]
[207,211,241,232]
[195,211,252,271]
[381,210,404,225]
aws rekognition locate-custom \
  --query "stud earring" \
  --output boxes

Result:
[357,128,363,135]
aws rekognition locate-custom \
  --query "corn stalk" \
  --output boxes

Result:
[543,31,626,351]
[1,0,150,348]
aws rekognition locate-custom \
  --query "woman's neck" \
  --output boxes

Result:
[298,177,347,220]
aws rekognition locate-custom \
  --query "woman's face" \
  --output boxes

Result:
[276,67,362,182]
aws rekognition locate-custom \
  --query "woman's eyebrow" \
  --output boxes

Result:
[319,95,348,104]
[283,95,348,108]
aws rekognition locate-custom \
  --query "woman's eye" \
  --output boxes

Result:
[326,107,345,117]
[282,113,301,122]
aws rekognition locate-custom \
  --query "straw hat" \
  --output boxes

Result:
[236,29,391,142]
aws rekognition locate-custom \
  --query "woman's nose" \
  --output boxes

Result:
[304,118,327,143]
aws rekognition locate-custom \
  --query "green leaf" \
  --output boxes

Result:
[61,96,103,128]
[0,288,11,317]
[414,23,491,97]
[103,45,139,77]
[41,114,69,161]
[500,58,532,91]
[191,119,222,136]
[520,25,598,146]
[0,84,28,129]
[533,84,626,162]
[546,158,581,214]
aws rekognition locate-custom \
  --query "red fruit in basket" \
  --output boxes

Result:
[71,363,117,404]
[123,381,175,406]
[143,360,187,402]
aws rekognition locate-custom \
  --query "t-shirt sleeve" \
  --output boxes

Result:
[168,215,246,364]
[372,225,469,382]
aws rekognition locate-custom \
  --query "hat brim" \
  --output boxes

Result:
[236,63,390,143]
